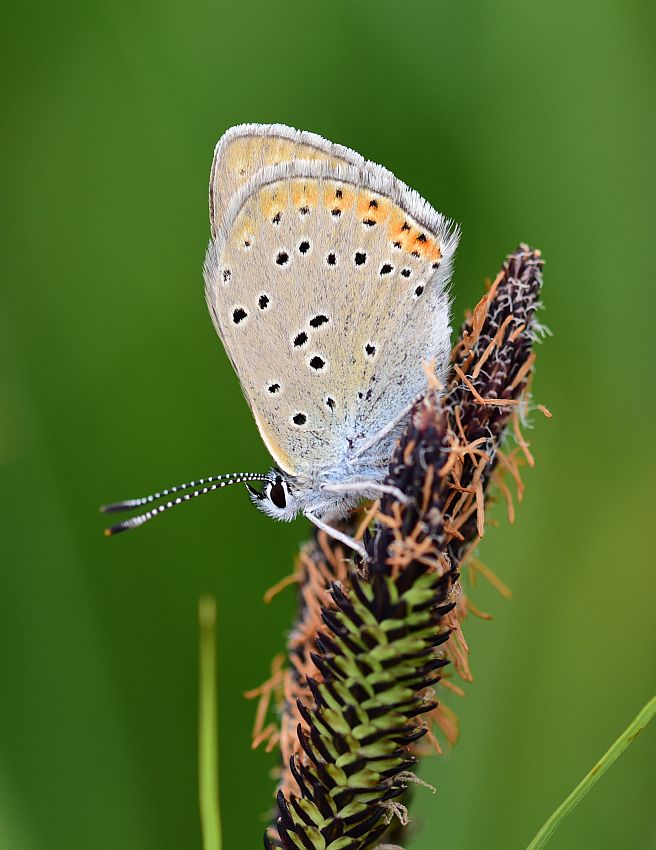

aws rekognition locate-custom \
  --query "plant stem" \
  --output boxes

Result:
[526,695,656,850]
[198,596,222,850]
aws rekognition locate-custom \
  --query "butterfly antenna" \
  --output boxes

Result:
[101,472,268,536]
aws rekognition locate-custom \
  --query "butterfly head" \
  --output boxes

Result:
[246,469,300,522]
[246,466,370,525]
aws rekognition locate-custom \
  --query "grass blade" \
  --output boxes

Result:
[198,596,222,850]
[526,695,656,849]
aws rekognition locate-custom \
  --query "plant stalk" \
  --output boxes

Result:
[199,596,222,850]
[526,695,656,850]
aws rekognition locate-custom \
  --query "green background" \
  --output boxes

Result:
[2,1,655,848]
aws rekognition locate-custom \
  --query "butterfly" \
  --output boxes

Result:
[103,124,459,557]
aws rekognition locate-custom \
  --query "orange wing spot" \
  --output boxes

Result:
[356,192,372,217]
[258,188,279,220]
[356,191,386,223]
[337,185,355,210]
[428,243,443,264]
[291,179,319,211]
[374,197,391,224]
[385,211,444,260]
[394,223,415,252]
[411,233,437,260]
[388,210,406,239]
[323,184,339,209]
[291,183,305,208]
[303,182,319,207]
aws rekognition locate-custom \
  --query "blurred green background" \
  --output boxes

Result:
[2,1,655,848]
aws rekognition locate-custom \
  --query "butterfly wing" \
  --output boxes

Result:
[209,124,366,238]
[205,132,459,477]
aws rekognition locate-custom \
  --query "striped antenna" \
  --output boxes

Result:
[101,472,268,536]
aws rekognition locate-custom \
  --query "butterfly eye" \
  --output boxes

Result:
[267,480,287,509]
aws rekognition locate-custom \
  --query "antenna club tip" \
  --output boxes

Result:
[100,502,135,514]
[103,528,113,537]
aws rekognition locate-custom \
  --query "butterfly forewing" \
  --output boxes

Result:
[205,135,458,478]
[209,124,366,237]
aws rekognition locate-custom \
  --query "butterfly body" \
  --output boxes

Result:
[252,453,397,525]
[103,124,459,552]
[205,125,459,529]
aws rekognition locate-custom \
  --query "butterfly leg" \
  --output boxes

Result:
[304,511,368,561]
[320,481,410,504]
